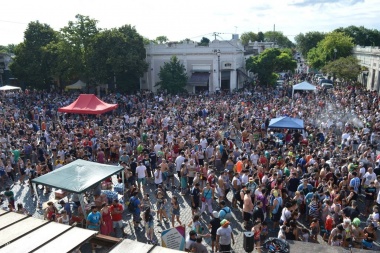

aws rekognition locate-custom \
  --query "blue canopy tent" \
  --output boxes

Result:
[268,116,304,130]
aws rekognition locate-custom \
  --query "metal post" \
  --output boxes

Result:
[218,51,221,90]
[114,73,117,90]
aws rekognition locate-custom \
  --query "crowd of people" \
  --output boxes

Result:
[0,75,380,253]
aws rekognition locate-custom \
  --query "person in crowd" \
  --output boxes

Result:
[216,219,235,253]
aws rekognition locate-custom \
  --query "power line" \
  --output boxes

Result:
[0,19,28,25]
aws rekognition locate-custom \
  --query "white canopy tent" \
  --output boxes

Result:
[292,81,317,98]
[0,85,22,91]
[65,80,86,91]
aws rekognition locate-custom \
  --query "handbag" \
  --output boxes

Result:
[201,189,211,202]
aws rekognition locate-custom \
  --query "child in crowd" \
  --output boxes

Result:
[310,218,320,242]
[171,196,182,227]
[301,228,309,242]
[331,234,343,246]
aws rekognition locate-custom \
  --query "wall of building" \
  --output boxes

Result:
[142,39,245,93]
[353,46,380,91]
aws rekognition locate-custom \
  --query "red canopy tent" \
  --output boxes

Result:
[58,94,118,115]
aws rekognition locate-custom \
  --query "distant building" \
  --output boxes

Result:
[353,46,380,91]
[140,38,250,93]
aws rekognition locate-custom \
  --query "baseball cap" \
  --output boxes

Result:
[220,219,230,226]
[249,177,254,181]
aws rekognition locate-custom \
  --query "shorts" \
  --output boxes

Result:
[167,174,174,178]
[188,177,194,186]
[113,220,123,228]
[133,213,141,223]
[137,178,146,185]
[271,212,281,222]
[192,202,200,210]
[211,234,217,241]
[243,212,252,222]
[172,208,180,216]
[219,244,231,252]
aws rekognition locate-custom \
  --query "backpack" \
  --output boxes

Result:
[128,197,137,212]
[222,207,232,219]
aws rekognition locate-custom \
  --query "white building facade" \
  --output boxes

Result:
[140,39,247,93]
[353,46,380,91]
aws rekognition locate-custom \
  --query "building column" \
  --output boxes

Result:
[230,70,237,91]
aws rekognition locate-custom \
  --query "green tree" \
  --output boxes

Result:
[264,31,294,48]
[0,44,16,54]
[10,21,58,89]
[240,32,258,46]
[60,14,100,86]
[295,31,325,57]
[155,35,169,44]
[307,31,354,69]
[87,25,148,92]
[246,48,296,86]
[321,56,361,82]
[257,32,264,42]
[334,26,380,47]
[155,55,188,94]
[43,37,79,88]
[198,37,210,46]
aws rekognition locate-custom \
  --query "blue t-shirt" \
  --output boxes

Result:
[87,211,101,229]
[133,198,141,215]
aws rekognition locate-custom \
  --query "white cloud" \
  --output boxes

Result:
[0,0,378,45]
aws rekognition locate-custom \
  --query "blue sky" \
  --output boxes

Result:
[0,0,379,46]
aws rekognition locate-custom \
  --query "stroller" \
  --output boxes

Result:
[262,237,290,253]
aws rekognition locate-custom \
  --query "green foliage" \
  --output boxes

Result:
[87,25,148,92]
[198,37,210,46]
[0,44,16,54]
[155,36,169,44]
[294,31,325,57]
[155,56,188,94]
[60,14,100,85]
[321,56,361,82]
[334,26,380,47]
[307,31,354,69]
[246,48,296,86]
[240,32,258,46]
[264,31,294,48]
[257,32,264,42]
[10,21,58,89]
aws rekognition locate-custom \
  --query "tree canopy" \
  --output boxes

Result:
[307,31,354,69]
[294,31,325,57]
[321,56,361,82]
[155,56,188,94]
[264,31,294,48]
[334,25,380,47]
[246,48,296,86]
[10,14,147,91]
[10,21,58,89]
[240,32,258,46]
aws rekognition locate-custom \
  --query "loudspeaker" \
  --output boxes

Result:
[243,232,254,252]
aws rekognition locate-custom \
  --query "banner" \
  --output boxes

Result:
[161,225,185,251]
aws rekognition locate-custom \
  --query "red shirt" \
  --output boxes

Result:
[110,203,123,221]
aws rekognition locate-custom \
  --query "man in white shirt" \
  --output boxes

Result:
[175,151,185,178]
[362,167,377,188]
[250,150,259,166]
[154,167,163,186]
[136,161,147,191]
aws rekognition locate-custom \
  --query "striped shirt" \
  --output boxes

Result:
[349,177,361,193]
